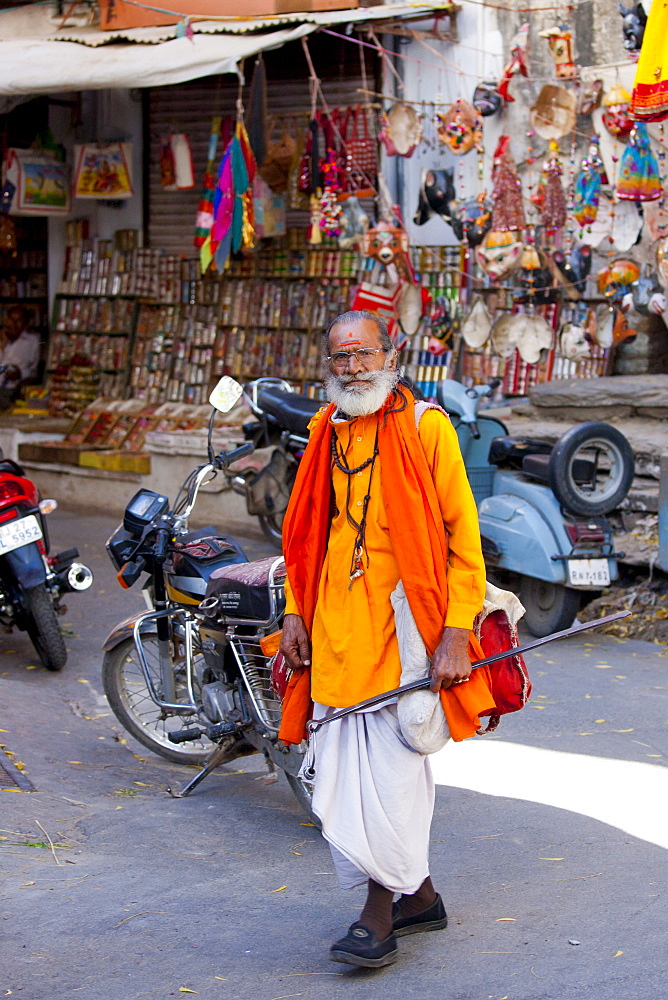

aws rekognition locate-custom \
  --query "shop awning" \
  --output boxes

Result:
[0,2,451,96]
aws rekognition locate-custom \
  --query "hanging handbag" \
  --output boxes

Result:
[347,105,378,187]
[259,117,297,193]
[2,148,70,216]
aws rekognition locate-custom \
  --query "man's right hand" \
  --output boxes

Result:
[280,614,311,670]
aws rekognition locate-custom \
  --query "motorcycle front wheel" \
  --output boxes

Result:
[24,583,67,671]
[102,634,212,765]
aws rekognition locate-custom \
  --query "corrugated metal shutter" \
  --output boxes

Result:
[147,40,374,254]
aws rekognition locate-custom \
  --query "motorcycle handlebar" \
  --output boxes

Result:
[153,525,170,563]
[216,441,254,469]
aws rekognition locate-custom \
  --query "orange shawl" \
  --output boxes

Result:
[279,391,495,745]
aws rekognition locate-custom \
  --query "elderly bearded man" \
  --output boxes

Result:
[278,310,492,968]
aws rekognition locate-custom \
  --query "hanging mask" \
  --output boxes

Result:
[597,257,641,301]
[472,81,503,117]
[530,85,577,140]
[612,200,643,250]
[559,322,591,361]
[414,168,456,226]
[461,297,493,348]
[437,99,483,155]
[619,2,647,55]
[632,265,666,315]
[476,229,523,281]
[594,304,615,348]
[516,246,556,305]
[379,103,423,158]
[363,220,410,267]
[449,194,493,246]
[579,80,603,115]
[615,123,663,202]
[602,86,633,139]
[539,26,576,80]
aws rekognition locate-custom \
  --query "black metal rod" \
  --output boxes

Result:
[307,610,632,732]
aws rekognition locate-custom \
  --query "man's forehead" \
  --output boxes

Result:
[329,320,382,345]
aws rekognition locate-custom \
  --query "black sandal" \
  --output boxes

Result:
[329,922,398,968]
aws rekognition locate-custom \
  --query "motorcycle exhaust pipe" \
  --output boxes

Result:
[60,562,94,593]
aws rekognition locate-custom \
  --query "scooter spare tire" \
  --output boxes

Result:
[547,422,634,516]
[24,583,67,671]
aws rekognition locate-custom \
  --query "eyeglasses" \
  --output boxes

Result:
[326,348,387,371]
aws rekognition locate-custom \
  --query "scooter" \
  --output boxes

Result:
[436,379,634,636]
[0,451,93,669]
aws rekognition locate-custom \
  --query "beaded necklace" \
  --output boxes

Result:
[330,424,379,587]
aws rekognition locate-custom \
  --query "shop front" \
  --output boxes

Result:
[0,1,666,518]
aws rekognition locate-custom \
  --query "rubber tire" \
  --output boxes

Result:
[286,772,321,829]
[102,636,210,766]
[519,576,581,638]
[548,422,634,516]
[24,583,67,672]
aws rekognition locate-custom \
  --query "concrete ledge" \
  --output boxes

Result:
[529,374,668,411]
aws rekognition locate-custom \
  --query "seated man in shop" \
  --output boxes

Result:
[0,306,40,409]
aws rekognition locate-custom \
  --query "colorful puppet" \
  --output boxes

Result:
[540,142,567,236]
[602,86,634,139]
[498,23,529,103]
[379,103,422,158]
[539,25,576,80]
[491,137,526,232]
[615,123,663,201]
[449,193,493,246]
[573,137,607,226]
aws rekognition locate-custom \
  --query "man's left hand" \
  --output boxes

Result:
[429,626,472,692]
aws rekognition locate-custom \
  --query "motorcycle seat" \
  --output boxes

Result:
[522,453,595,485]
[257,388,322,437]
[205,555,286,620]
[0,458,25,477]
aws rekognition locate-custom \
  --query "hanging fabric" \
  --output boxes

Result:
[194,116,223,249]
[159,133,195,190]
[247,54,268,169]
[573,137,605,226]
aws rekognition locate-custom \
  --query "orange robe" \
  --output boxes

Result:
[284,407,486,709]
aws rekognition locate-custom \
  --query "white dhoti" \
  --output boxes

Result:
[309,702,435,894]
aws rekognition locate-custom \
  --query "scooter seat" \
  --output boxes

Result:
[489,436,553,469]
[257,388,322,437]
[522,453,596,485]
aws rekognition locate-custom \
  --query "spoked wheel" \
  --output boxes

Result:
[519,576,581,638]
[286,772,321,829]
[258,511,285,548]
[102,633,212,765]
[548,422,634,516]
[24,584,67,672]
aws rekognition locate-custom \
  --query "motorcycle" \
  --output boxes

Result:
[101,377,314,815]
[0,450,93,670]
[228,378,320,546]
[436,379,634,636]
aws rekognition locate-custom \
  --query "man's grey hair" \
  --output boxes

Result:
[323,310,394,354]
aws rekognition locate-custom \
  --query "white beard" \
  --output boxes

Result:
[325,367,399,417]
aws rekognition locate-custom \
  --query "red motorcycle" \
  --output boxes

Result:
[0,451,92,670]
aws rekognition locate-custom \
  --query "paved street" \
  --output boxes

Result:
[1,508,666,1000]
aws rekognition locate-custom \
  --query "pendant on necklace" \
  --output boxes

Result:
[349,544,365,588]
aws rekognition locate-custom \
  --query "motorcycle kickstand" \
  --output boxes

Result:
[166,741,233,798]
